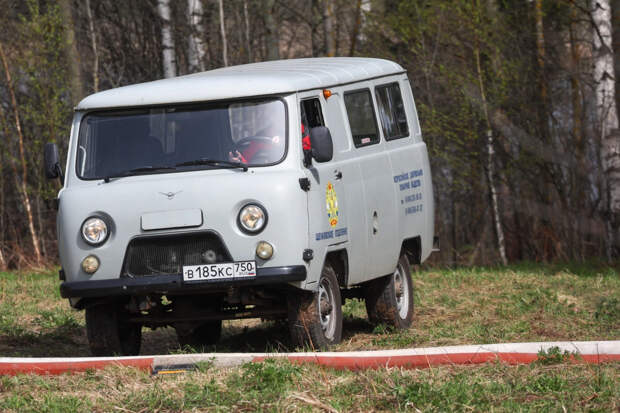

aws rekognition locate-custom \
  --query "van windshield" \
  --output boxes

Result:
[76,98,287,180]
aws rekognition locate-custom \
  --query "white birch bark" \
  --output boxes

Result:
[157,0,176,78]
[592,0,620,257]
[474,39,508,265]
[218,0,228,67]
[0,43,42,266]
[187,0,206,72]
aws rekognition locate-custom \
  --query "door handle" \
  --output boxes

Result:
[334,170,343,180]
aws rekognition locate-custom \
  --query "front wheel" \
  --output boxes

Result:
[288,264,342,350]
[364,253,414,329]
[85,303,142,356]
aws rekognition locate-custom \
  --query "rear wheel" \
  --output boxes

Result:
[288,263,342,350]
[176,321,222,350]
[364,253,414,329]
[85,303,142,356]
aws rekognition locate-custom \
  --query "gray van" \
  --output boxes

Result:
[44,58,435,355]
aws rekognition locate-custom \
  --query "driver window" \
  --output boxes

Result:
[300,98,325,130]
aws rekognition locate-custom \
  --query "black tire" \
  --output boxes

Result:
[288,264,342,350]
[85,303,142,356]
[364,253,414,329]
[176,321,222,350]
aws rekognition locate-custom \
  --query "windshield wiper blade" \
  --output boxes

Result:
[175,158,248,172]
[103,165,176,183]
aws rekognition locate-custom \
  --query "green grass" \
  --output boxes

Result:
[0,360,618,411]
[0,263,618,411]
[0,263,619,356]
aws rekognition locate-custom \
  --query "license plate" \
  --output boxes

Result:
[182,261,256,282]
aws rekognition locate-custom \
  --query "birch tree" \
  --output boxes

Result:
[0,43,42,266]
[473,16,508,266]
[157,0,176,78]
[218,0,229,67]
[592,0,620,257]
[188,0,206,72]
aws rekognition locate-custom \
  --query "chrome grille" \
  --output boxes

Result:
[122,232,231,277]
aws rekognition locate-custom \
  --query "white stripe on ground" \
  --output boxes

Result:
[2,341,618,367]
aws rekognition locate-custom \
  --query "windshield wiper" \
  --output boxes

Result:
[103,165,176,183]
[175,158,248,172]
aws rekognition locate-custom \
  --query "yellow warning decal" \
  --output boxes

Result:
[326,182,339,227]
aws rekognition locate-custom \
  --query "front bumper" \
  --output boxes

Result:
[60,265,306,298]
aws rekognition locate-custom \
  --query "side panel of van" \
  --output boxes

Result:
[401,79,434,261]
[299,90,353,288]
[340,82,400,284]
[377,76,433,262]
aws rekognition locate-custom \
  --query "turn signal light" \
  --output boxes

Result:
[82,255,100,274]
[256,241,274,260]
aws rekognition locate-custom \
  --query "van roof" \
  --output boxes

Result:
[76,57,405,110]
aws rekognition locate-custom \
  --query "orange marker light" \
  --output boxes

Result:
[323,89,332,99]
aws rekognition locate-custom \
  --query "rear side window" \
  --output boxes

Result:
[375,83,409,140]
[344,89,380,148]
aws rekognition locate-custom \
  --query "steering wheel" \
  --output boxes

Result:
[234,136,277,164]
[235,136,273,150]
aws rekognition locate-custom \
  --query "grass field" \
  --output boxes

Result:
[0,263,618,411]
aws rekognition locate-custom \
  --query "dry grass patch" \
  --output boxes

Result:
[0,263,618,357]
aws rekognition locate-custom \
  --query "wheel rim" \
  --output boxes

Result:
[318,277,336,339]
[393,263,409,320]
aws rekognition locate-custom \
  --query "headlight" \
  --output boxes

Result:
[238,204,267,234]
[81,217,109,245]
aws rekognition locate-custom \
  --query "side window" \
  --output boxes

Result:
[300,98,325,129]
[344,89,380,148]
[375,82,409,140]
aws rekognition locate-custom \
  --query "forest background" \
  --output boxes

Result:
[0,0,619,269]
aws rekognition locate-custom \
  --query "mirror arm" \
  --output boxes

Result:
[303,149,313,167]
[55,163,64,185]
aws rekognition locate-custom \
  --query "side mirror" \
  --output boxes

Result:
[309,126,333,163]
[44,142,63,182]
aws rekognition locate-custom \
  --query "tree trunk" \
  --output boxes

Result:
[157,0,176,78]
[243,0,252,63]
[0,142,6,270]
[349,0,363,56]
[474,36,508,265]
[592,0,620,259]
[534,0,547,104]
[263,0,280,60]
[0,43,42,266]
[569,4,586,259]
[323,0,336,57]
[85,0,99,92]
[611,0,620,110]
[218,0,229,67]
[310,0,322,56]
[59,0,84,105]
[188,0,206,72]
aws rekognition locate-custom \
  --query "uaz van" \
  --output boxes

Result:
[44,57,434,355]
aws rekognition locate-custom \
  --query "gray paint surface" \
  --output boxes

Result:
[58,59,434,307]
